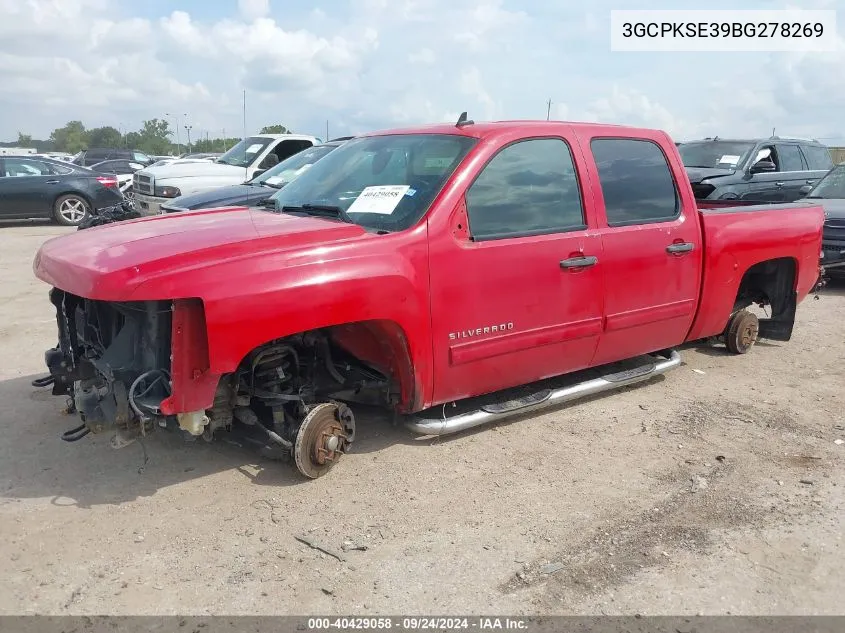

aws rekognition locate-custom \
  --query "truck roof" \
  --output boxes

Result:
[363,119,665,140]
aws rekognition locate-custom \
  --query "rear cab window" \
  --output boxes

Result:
[589,138,680,226]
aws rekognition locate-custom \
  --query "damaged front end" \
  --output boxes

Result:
[37,287,395,478]
[44,288,173,443]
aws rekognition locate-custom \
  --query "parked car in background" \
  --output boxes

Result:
[160,138,351,213]
[73,147,155,167]
[180,152,223,160]
[37,152,76,163]
[0,155,123,225]
[681,136,833,203]
[799,163,845,277]
[90,159,147,202]
[133,134,319,215]
[148,157,218,168]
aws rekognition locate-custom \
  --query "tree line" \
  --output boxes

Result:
[4,122,291,156]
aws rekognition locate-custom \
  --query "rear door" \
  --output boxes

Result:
[580,134,703,366]
[774,142,812,201]
[428,132,605,404]
[799,143,834,191]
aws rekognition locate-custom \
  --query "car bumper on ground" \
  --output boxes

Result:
[134,193,169,216]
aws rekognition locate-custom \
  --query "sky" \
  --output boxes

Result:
[0,0,843,144]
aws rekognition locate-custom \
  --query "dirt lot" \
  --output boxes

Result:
[0,223,843,616]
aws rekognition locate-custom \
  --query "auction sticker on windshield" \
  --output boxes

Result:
[347,185,410,214]
[719,154,741,165]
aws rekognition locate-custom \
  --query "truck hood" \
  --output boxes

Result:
[34,206,368,300]
[163,184,274,211]
[685,167,736,184]
[141,161,252,181]
[807,197,845,220]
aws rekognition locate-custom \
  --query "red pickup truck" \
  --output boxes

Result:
[33,118,824,478]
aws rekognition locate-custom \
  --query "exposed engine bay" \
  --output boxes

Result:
[40,288,393,478]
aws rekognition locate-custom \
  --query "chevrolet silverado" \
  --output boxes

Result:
[33,117,825,479]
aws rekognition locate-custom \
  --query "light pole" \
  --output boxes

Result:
[184,124,193,153]
[165,112,181,155]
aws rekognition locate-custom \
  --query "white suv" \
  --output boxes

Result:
[133,134,319,215]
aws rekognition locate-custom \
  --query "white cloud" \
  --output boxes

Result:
[409,48,436,64]
[452,0,528,52]
[239,0,271,21]
[459,67,499,121]
[0,0,844,147]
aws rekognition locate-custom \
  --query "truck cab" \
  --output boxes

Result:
[133,134,318,215]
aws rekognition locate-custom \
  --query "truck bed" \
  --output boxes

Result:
[686,200,825,342]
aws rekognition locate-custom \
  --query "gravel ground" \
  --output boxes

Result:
[0,222,842,615]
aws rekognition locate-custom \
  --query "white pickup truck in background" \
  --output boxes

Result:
[132,133,319,215]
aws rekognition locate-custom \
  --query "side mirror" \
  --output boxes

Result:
[799,184,813,196]
[750,160,776,174]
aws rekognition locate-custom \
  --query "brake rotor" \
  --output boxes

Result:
[726,309,759,354]
[294,402,355,479]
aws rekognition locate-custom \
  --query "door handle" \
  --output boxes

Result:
[560,255,598,269]
[775,181,784,187]
[806,179,815,184]
[45,180,60,184]
[666,242,694,254]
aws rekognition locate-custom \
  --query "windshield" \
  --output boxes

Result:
[807,165,845,199]
[267,134,477,232]
[216,136,274,167]
[679,141,755,169]
[254,144,338,187]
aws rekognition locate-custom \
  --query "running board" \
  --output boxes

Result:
[406,350,682,436]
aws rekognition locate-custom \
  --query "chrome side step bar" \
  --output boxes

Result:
[406,350,682,436]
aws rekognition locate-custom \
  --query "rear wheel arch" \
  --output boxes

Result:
[730,257,798,342]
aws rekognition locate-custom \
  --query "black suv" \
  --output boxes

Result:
[680,136,833,203]
[73,148,155,167]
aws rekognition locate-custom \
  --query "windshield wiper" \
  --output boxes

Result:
[281,204,353,223]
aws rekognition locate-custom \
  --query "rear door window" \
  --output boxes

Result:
[590,138,679,226]
[775,144,806,172]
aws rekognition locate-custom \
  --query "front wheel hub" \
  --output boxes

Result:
[294,402,355,478]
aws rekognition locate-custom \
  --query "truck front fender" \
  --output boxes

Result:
[145,247,432,415]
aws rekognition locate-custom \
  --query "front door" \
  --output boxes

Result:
[428,134,604,405]
[583,136,703,366]
[0,157,54,218]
